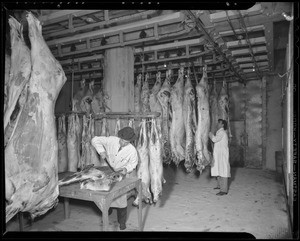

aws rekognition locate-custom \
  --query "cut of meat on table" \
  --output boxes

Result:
[58,165,105,186]
[57,115,68,173]
[4,16,31,134]
[134,74,142,113]
[149,72,163,135]
[149,118,165,203]
[5,12,66,223]
[183,68,197,173]
[141,73,151,113]
[169,67,186,166]
[218,81,232,141]
[133,119,152,206]
[67,114,80,171]
[195,65,212,173]
[157,70,172,164]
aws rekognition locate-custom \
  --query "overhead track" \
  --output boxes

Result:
[184,10,246,84]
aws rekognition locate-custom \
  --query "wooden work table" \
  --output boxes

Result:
[58,172,142,231]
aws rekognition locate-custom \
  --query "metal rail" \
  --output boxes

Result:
[184,10,246,84]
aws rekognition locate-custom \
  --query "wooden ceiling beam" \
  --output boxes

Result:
[224,36,266,48]
[218,25,265,36]
[209,4,262,23]
[39,10,101,25]
[46,12,184,46]
[231,46,267,56]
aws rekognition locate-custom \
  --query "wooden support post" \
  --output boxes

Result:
[87,38,91,50]
[119,32,124,46]
[154,23,159,40]
[104,10,109,21]
[103,47,134,133]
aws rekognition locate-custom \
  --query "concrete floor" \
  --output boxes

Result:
[5,166,291,239]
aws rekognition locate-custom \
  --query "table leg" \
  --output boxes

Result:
[64,198,70,219]
[101,204,109,231]
[18,212,24,231]
[138,181,143,231]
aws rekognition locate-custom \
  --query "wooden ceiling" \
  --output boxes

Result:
[6,3,293,86]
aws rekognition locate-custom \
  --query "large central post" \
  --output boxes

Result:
[103,47,135,134]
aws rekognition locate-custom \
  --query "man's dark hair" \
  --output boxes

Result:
[218,119,228,130]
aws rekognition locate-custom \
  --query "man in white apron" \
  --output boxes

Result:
[91,126,139,230]
[208,119,230,196]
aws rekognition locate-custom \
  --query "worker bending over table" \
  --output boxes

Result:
[91,126,139,230]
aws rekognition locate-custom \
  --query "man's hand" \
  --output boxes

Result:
[208,132,213,139]
[115,168,127,175]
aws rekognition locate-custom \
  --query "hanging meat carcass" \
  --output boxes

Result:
[114,118,121,136]
[80,115,93,169]
[195,65,212,173]
[89,116,101,167]
[157,70,172,164]
[72,79,86,112]
[4,17,31,135]
[183,68,197,172]
[80,80,94,115]
[218,80,232,141]
[133,119,152,206]
[209,80,219,135]
[141,73,151,113]
[208,80,220,154]
[67,114,80,171]
[149,118,165,203]
[57,115,68,173]
[149,72,163,135]
[169,66,186,165]
[4,53,11,114]
[134,74,142,113]
[5,13,66,222]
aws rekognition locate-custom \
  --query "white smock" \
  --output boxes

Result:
[91,136,139,208]
[210,127,231,178]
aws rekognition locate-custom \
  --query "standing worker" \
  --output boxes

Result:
[91,126,139,230]
[208,119,230,196]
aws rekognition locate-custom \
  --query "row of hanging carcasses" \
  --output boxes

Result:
[134,65,232,174]
[56,78,165,204]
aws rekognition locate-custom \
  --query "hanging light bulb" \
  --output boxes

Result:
[101,37,107,46]
[139,29,147,39]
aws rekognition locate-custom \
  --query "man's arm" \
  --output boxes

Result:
[91,136,108,159]
[209,130,224,143]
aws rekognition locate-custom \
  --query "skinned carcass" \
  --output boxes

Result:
[72,79,86,112]
[149,118,165,203]
[208,80,220,154]
[67,114,80,171]
[57,115,68,173]
[149,72,163,135]
[157,70,172,164]
[89,116,101,167]
[218,81,232,141]
[114,118,121,136]
[195,65,212,173]
[169,67,186,165]
[5,12,66,222]
[80,80,93,115]
[134,74,142,113]
[133,119,152,206]
[209,80,219,135]
[183,68,197,172]
[4,53,11,114]
[80,115,92,169]
[141,73,151,113]
[4,17,31,135]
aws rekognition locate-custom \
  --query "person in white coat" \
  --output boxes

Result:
[208,119,230,196]
[91,126,139,230]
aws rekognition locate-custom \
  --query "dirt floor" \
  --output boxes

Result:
[5,165,291,239]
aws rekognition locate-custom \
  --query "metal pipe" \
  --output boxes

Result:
[184,10,246,84]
